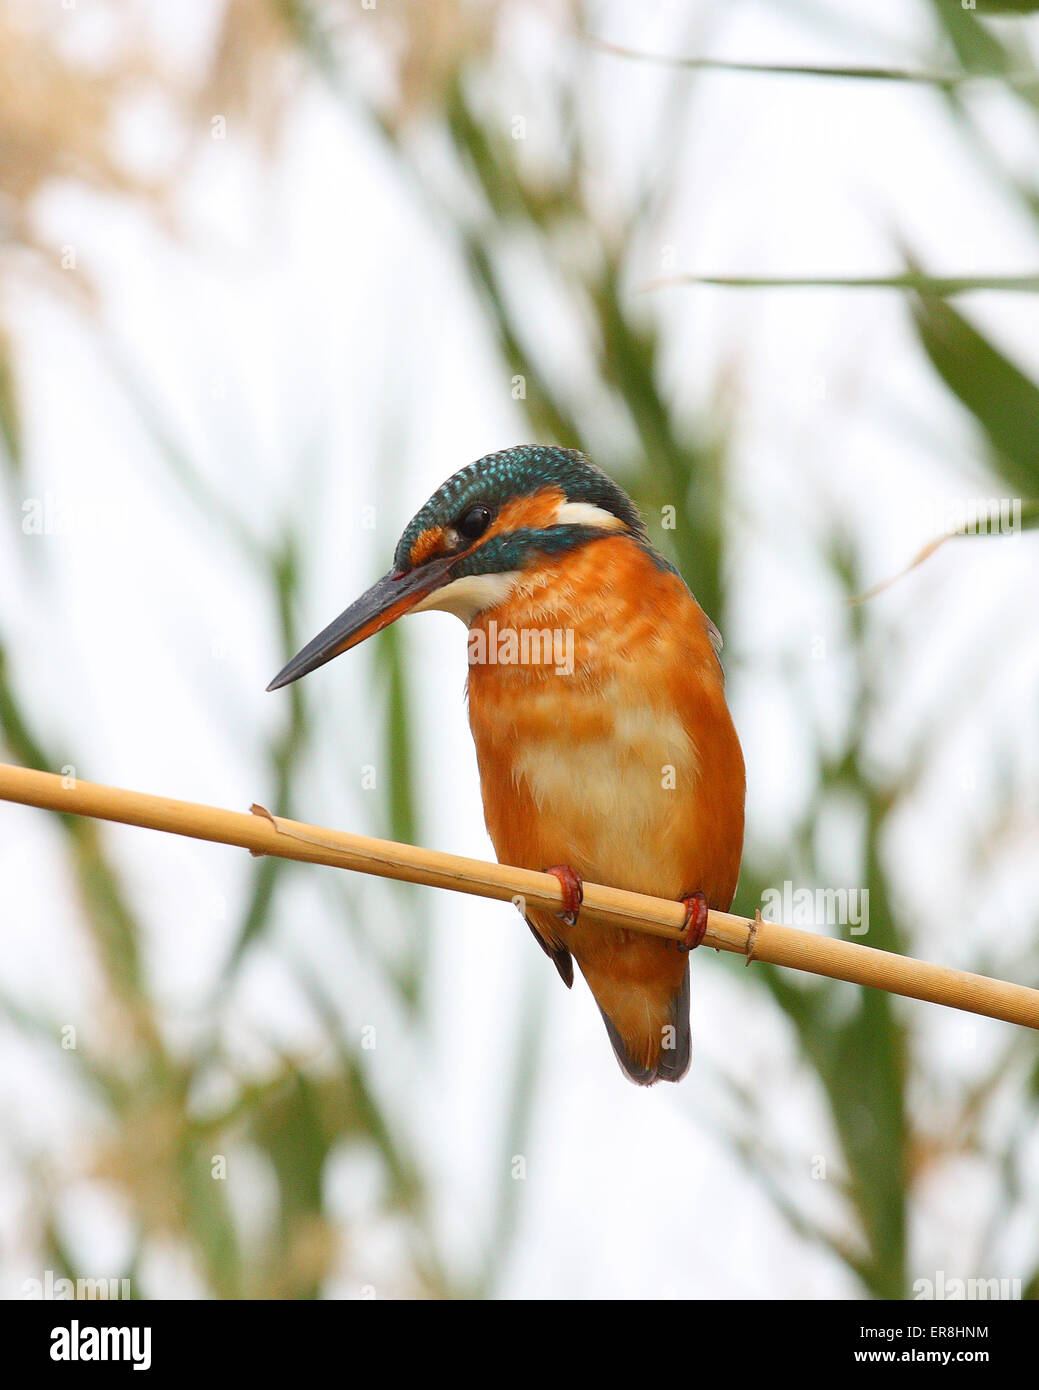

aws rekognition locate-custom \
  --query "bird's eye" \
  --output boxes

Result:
[456,504,492,541]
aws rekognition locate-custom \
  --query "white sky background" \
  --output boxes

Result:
[1,0,1037,1299]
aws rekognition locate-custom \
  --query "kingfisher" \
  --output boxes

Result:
[268,446,745,1084]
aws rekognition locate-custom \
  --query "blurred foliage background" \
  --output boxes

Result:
[1,0,1038,1300]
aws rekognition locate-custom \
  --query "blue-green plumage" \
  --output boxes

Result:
[394,445,647,574]
[452,524,610,577]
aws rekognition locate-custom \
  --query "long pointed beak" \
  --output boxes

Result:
[266,556,454,691]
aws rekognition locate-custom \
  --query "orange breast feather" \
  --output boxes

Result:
[466,534,745,1080]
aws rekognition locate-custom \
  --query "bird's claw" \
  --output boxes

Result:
[678,890,709,951]
[545,865,583,926]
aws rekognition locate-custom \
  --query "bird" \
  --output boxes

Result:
[268,446,745,1084]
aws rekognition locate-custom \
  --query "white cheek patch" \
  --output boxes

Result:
[553,501,626,529]
[411,570,523,623]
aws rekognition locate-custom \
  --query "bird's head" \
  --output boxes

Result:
[267,445,646,690]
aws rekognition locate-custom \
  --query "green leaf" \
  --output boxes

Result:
[374,622,418,849]
[0,330,21,476]
[648,272,1039,293]
[911,295,1039,497]
[971,2,1039,14]
[933,3,1014,75]
[583,33,1010,86]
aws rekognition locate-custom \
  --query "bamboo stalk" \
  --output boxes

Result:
[1,761,1037,1031]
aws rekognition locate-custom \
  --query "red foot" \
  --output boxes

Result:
[679,891,709,951]
[545,865,583,926]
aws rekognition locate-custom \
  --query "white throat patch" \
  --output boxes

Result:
[410,570,523,624]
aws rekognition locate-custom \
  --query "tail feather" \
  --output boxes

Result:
[653,965,692,1082]
[595,964,691,1086]
[525,906,692,1084]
